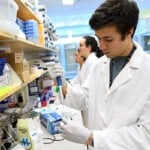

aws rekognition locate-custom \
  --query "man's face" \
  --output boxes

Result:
[95,26,132,58]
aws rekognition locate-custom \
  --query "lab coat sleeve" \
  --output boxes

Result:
[93,95,150,150]
[69,74,80,85]
[64,82,89,111]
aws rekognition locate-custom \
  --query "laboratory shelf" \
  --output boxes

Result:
[14,0,42,23]
[22,70,47,86]
[0,32,16,41]
[0,0,58,103]
[0,32,57,52]
[0,84,21,102]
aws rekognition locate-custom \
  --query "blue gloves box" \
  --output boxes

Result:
[40,109,62,134]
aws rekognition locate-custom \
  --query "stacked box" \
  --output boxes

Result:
[0,52,24,63]
[10,61,29,73]
[0,53,30,82]
[10,61,30,82]
[40,109,62,134]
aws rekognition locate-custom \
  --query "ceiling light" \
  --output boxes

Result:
[61,0,74,5]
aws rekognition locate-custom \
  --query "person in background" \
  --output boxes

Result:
[50,0,150,149]
[75,49,85,69]
[70,36,103,127]
[69,49,86,85]
[74,35,103,85]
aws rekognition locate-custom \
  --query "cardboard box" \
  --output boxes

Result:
[40,109,62,134]
[42,79,53,89]
[10,61,29,73]
[17,118,43,150]
[17,70,30,82]
[0,52,24,63]
[28,80,39,96]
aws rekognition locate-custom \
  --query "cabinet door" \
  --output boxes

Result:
[64,43,78,72]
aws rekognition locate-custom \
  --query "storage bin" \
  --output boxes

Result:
[26,35,39,44]
[0,0,18,22]
[0,21,21,35]
[24,19,39,43]
[0,52,24,63]
[16,18,25,33]
[0,99,8,112]
[0,58,7,76]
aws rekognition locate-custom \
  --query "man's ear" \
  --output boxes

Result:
[127,27,134,37]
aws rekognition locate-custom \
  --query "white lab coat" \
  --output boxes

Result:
[70,52,99,127]
[69,65,81,85]
[70,53,99,85]
[64,42,150,150]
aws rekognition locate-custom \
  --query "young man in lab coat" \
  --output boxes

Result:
[50,0,150,149]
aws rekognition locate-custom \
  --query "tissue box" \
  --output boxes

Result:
[40,109,62,134]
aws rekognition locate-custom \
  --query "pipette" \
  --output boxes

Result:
[56,76,64,105]
[54,56,64,105]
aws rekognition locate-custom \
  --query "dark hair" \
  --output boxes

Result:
[83,35,103,58]
[89,0,139,40]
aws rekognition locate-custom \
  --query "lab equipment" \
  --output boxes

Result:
[56,77,64,104]
[55,56,64,105]
[48,56,64,105]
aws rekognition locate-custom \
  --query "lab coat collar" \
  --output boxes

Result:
[100,41,145,93]
[85,52,97,63]
[129,41,144,69]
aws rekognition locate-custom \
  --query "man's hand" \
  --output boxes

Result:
[60,117,92,144]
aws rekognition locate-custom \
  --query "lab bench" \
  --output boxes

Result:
[40,107,86,150]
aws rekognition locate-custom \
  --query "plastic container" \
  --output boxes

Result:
[0,20,21,35]
[26,35,38,44]
[16,18,25,33]
[0,0,18,22]
[3,64,11,84]
[38,23,45,45]
[0,99,8,112]
[24,19,39,43]
[0,58,7,76]
[0,0,20,35]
